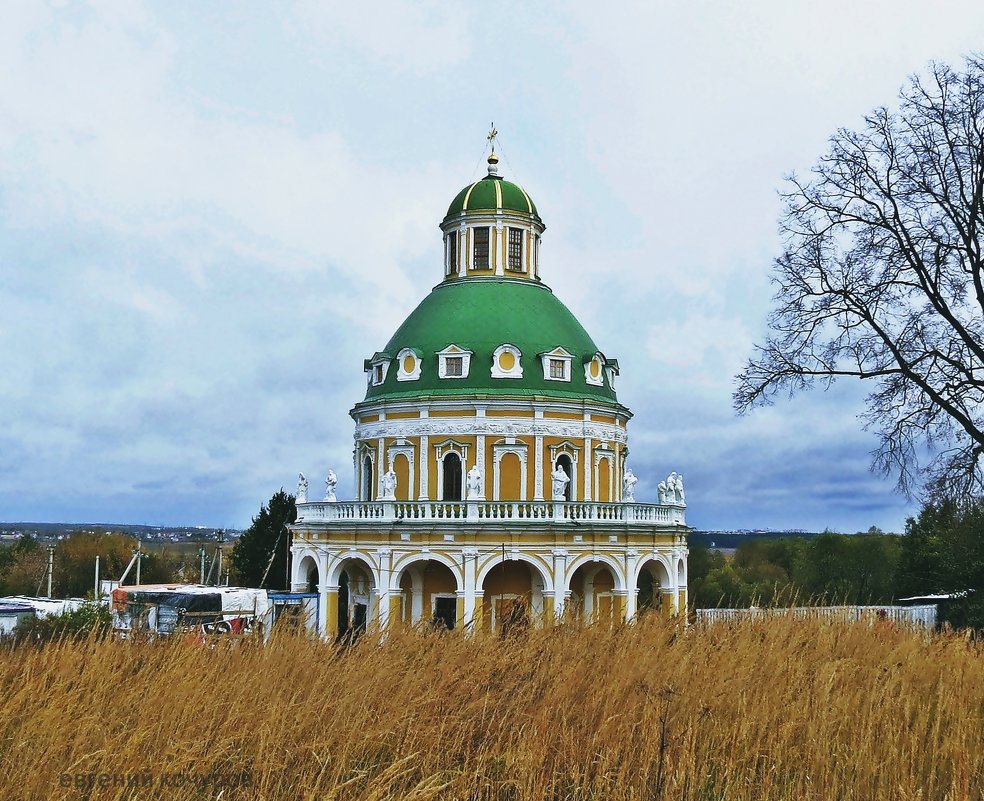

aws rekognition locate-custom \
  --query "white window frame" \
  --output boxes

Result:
[437,344,473,379]
[540,347,573,382]
[368,359,390,386]
[506,227,524,272]
[491,344,523,379]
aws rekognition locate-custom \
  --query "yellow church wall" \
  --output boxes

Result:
[598,457,612,502]
[393,452,411,501]
[499,452,522,499]
[360,415,379,424]
[544,411,582,421]
[430,409,475,418]
[590,414,617,425]
[486,409,534,418]
[421,562,457,624]
[482,559,536,634]
[386,411,419,420]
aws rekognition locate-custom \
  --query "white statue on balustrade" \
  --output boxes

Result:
[551,465,570,501]
[296,473,308,504]
[380,468,397,500]
[466,465,484,500]
[658,471,685,505]
[324,470,337,502]
[622,468,638,503]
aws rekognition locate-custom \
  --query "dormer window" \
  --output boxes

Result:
[584,353,605,387]
[364,354,391,387]
[491,344,523,378]
[540,347,573,382]
[507,228,523,271]
[472,227,490,269]
[438,344,473,379]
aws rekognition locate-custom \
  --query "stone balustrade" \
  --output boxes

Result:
[295,499,686,526]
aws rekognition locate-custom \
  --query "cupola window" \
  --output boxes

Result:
[491,344,523,379]
[446,230,458,275]
[540,347,573,382]
[473,227,490,269]
[507,228,523,271]
[396,347,422,381]
[437,344,473,379]
[584,353,605,387]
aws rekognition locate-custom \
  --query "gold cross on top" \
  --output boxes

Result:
[487,123,498,152]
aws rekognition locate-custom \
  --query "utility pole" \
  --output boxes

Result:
[46,545,54,598]
[94,555,100,599]
[135,542,142,586]
[199,546,206,584]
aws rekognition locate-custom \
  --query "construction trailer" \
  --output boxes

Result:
[111,584,318,638]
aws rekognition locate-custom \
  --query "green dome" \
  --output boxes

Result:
[361,279,616,404]
[444,175,540,221]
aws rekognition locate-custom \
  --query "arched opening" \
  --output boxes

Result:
[396,560,459,629]
[361,455,374,501]
[302,557,319,595]
[568,562,618,624]
[393,453,411,501]
[499,452,522,500]
[442,452,463,501]
[336,558,376,640]
[555,454,574,501]
[636,559,674,618]
[481,560,546,634]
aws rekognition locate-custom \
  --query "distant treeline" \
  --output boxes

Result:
[690,499,984,630]
[690,530,835,550]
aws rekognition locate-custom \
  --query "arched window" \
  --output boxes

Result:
[443,452,463,501]
[555,455,574,501]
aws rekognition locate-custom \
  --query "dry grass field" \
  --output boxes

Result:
[1,616,982,801]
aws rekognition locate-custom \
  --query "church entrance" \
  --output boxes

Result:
[567,562,618,624]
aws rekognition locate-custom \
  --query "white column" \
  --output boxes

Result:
[462,548,478,630]
[376,438,385,497]
[494,220,504,276]
[552,549,567,619]
[583,433,593,501]
[624,551,638,622]
[533,406,545,501]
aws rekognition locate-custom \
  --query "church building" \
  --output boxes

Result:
[289,142,689,638]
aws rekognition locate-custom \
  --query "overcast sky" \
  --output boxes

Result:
[3,1,984,532]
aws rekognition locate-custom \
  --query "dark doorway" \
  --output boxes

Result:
[305,564,319,594]
[637,569,656,615]
[433,596,456,630]
[362,456,374,500]
[443,452,463,500]
[337,570,350,638]
[556,455,574,501]
[352,603,368,634]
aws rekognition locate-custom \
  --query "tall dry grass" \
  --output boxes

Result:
[1,616,981,800]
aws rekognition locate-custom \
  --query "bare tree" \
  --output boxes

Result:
[735,56,984,500]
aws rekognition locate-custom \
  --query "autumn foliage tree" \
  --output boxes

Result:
[736,56,984,499]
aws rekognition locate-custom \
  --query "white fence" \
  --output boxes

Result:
[296,499,685,526]
[695,604,938,629]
